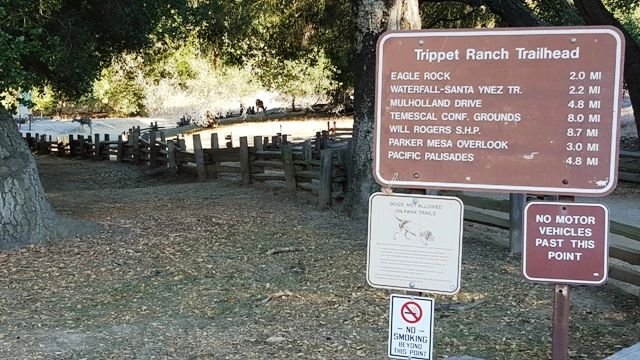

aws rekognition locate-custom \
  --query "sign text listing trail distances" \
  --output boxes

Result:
[374,27,625,196]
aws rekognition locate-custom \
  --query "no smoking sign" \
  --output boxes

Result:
[389,295,434,360]
[401,301,422,324]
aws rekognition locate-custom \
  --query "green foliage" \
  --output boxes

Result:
[253,50,339,108]
[420,3,497,29]
[605,0,640,42]
[93,54,147,116]
[31,86,58,115]
[526,0,584,25]
[193,0,353,99]
[0,0,184,107]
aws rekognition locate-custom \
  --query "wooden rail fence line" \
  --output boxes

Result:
[21,125,352,209]
[21,126,637,290]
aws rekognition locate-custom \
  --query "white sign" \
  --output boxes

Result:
[367,193,463,294]
[389,294,435,360]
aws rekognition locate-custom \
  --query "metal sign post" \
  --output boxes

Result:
[523,199,609,360]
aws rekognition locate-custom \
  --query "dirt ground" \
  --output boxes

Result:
[0,156,638,360]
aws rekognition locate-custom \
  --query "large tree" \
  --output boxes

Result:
[0,0,179,247]
[345,0,422,217]
[573,0,640,136]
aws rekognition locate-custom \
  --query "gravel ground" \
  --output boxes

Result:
[0,156,637,360]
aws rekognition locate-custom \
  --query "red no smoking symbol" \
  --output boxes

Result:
[400,301,423,324]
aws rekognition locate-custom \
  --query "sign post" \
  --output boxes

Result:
[524,200,609,359]
[370,26,624,360]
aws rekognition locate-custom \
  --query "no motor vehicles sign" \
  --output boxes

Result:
[523,202,609,285]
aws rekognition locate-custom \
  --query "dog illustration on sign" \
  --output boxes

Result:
[393,214,435,245]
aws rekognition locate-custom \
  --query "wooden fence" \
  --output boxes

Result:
[22,124,352,208]
[21,126,639,291]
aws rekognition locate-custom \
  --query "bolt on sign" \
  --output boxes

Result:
[367,193,463,294]
[389,294,435,360]
[373,27,625,196]
[523,202,609,285]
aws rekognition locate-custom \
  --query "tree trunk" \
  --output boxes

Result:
[480,0,545,26]
[345,0,422,217]
[0,107,60,248]
[573,0,640,137]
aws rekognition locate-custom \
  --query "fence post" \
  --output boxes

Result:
[103,134,110,160]
[117,135,124,162]
[314,132,321,153]
[281,145,296,193]
[40,134,48,154]
[167,140,177,173]
[319,148,333,209]
[240,136,251,185]
[132,128,140,164]
[509,193,526,254]
[56,136,64,157]
[209,133,219,179]
[303,140,312,170]
[149,130,158,168]
[80,135,88,157]
[94,134,100,160]
[193,134,207,181]
[253,135,263,151]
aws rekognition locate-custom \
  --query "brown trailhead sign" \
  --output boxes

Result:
[523,202,609,285]
[374,27,625,196]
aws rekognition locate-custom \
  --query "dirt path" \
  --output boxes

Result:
[0,156,637,359]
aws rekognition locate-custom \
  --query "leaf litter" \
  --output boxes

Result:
[0,156,637,359]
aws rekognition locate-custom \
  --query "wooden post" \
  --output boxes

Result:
[40,134,48,154]
[103,134,110,160]
[167,140,177,173]
[210,133,219,179]
[56,136,64,157]
[193,134,207,181]
[303,140,312,170]
[239,136,251,185]
[79,135,87,157]
[117,135,124,162]
[263,136,269,150]
[93,134,100,160]
[149,130,158,168]
[253,136,263,151]
[177,138,186,151]
[509,193,526,254]
[25,133,33,150]
[132,128,140,164]
[282,134,288,145]
[314,131,321,153]
[271,135,279,150]
[321,130,329,149]
[319,148,333,209]
[281,145,297,193]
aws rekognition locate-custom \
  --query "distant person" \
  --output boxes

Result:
[256,99,266,114]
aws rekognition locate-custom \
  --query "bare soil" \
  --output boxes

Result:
[0,156,638,359]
